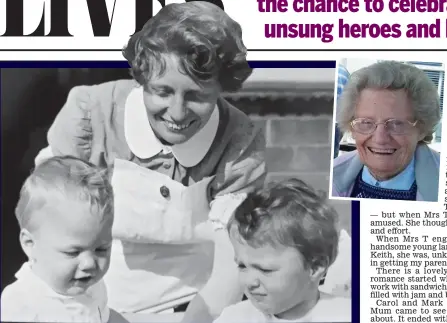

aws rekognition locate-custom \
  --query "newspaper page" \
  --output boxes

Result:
[360,160,447,323]
[0,1,446,323]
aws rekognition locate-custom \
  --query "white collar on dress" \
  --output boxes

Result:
[124,86,220,167]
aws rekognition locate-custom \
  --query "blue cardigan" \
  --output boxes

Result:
[332,144,440,202]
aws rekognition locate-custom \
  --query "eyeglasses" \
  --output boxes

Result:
[350,118,418,135]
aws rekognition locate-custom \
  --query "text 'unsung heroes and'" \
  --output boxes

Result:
[258,0,447,42]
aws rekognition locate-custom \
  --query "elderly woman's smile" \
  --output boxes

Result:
[353,88,421,181]
[367,148,396,154]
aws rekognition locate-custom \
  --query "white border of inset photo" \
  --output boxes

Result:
[329,57,445,203]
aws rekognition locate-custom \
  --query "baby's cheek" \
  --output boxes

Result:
[63,262,80,279]
[269,275,290,295]
[51,267,75,290]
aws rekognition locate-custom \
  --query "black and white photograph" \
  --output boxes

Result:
[1,2,351,323]
[331,58,444,203]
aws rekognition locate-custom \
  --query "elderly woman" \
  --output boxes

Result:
[332,61,440,202]
[35,2,266,322]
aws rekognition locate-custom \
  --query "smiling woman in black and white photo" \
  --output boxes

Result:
[34,2,266,322]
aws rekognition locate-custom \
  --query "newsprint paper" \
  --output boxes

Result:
[0,1,446,323]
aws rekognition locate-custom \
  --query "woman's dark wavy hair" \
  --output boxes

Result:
[122,2,252,92]
[228,178,340,271]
